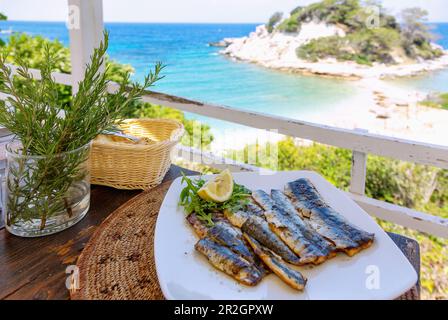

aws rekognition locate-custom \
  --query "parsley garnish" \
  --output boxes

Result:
[179,172,251,226]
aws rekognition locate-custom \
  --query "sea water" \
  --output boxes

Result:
[1,21,447,148]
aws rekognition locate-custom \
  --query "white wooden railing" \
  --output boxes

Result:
[0,0,447,238]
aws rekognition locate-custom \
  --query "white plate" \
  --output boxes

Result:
[154,171,417,300]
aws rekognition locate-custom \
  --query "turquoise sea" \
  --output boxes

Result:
[1,21,448,142]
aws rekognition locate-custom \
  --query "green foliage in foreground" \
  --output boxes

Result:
[0,33,213,149]
[1,33,134,106]
[227,138,448,298]
[272,0,443,64]
[229,138,446,211]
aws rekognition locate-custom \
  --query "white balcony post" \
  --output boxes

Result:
[350,129,368,195]
[67,0,104,94]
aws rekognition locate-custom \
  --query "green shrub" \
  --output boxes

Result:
[297,27,401,65]
[266,12,283,33]
[420,92,448,110]
[290,6,303,16]
[228,138,447,212]
[296,36,344,62]
[277,12,301,33]
[354,55,372,66]
[440,94,448,109]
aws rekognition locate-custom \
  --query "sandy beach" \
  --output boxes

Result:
[207,79,448,154]
[310,78,448,146]
[206,24,448,153]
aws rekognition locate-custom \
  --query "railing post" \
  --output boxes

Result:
[350,129,368,195]
[67,0,104,94]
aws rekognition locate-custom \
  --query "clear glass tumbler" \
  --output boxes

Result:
[4,142,91,237]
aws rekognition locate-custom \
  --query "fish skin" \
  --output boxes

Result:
[195,238,263,286]
[186,213,210,238]
[271,189,337,260]
[244,234,307,291]
[252,190,331,265]
[208,221,256,264]
[270,189,299,214]
[284,180,326,218]
[242,215,301,265]
[252,190,276,211]
[224,199,264,228]
[246,199,265,216]
[285,179,374,256]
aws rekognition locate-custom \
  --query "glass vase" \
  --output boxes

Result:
[3,142,91,237]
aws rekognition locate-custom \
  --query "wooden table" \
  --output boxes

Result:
[0,165,420,300]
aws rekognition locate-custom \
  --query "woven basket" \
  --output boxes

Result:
[90,118,184,190]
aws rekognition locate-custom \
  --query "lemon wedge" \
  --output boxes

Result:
[197,169,234,203]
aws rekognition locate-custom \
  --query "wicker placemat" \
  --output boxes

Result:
[70,182,171,300]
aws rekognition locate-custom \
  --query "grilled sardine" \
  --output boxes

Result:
[271,189,336,259]
[244,234,307,291]
[253,190,332,265]
[242,215,301,265]
[195,238,263,286]
[285,179,375,256]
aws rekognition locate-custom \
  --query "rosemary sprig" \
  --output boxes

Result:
[179,172,251,226]
[0,31,164,229]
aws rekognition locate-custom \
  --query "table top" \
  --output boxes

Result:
[0,165,420,300]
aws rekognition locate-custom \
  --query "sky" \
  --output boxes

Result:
[0,0,447,23]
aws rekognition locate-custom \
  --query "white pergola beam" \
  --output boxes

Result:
[67,0,104,94]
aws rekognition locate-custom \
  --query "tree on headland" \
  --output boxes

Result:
[266,12,283,33]
[290,6,303,16]
[400,7,440,59]
[401,8,430,39]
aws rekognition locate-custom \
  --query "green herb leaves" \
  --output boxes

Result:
[179,172,250,226]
